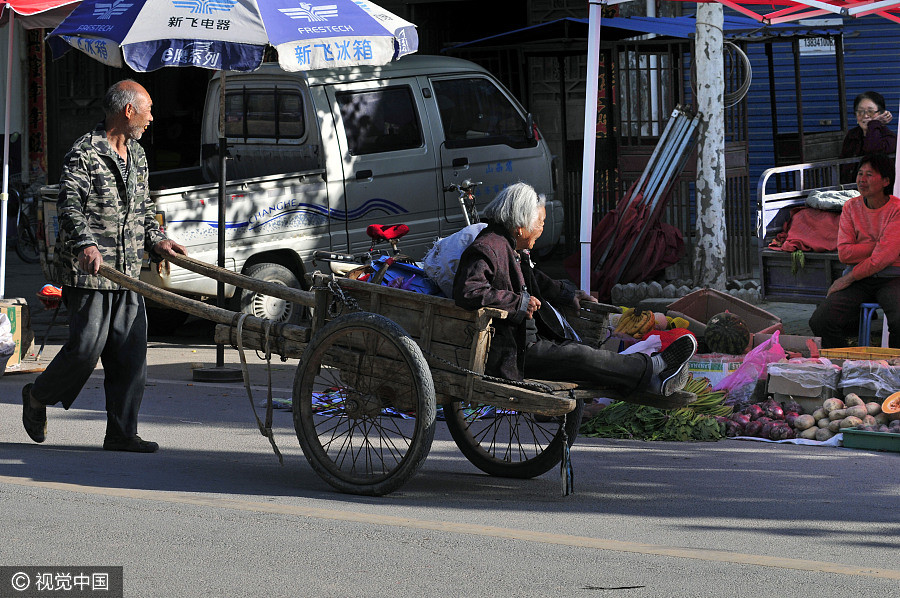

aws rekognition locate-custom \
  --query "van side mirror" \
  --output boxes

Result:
[525,113,534,141]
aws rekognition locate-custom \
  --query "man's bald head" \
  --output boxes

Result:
[102,80,150,118]
[103,79,153,141]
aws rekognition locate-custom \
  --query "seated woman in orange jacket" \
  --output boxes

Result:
[810,153,900,348]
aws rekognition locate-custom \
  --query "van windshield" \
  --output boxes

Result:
[432,77,533,149]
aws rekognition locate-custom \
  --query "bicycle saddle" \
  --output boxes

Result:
[367,224,409,242]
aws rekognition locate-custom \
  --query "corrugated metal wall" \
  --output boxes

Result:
[746,16,900,197]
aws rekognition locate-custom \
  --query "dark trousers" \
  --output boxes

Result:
[524,338,651,391]
[809,276,900,349]
[31,287,148,438]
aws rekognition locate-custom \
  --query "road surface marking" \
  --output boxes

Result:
[0,474,898,580]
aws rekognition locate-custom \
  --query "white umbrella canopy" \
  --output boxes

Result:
[1,0,80,298]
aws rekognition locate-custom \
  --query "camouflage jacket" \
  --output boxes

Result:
[54,122,167,290]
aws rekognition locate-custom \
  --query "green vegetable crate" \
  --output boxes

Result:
[841,429,900,453]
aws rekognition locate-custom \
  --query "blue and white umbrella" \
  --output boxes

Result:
[47,0,418,72]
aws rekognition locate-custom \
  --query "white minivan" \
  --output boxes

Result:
[42,55,562,325]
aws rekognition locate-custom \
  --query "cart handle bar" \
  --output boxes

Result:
[165,254,316,308]
[97,263,309,342]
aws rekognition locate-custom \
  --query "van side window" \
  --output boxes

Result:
[225,88,305,140]
[336,87,423,155]
[432,78,532,149]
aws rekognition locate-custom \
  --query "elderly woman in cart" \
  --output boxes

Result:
[810,153,900,348]
[452,182,697,396]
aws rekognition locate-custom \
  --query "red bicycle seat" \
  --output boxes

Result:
[367,224,409,242]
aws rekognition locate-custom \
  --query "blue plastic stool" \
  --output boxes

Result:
[858,303,890,347]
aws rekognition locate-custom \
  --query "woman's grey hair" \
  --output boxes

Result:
[102,80,142,117]
[482,182,546,232]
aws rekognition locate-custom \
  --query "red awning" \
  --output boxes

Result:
[0,0,78,28]
[686,0,900,25]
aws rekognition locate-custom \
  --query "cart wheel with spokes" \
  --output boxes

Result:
[444,398,583,478]
[293,312,436,496]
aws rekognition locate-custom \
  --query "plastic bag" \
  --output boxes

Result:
[0,313,15,377]
[620,335,662,356]
[766,359,839,391]
[714,330,786,402]
[0,313,14,357]
[422,223,487,297]
[838,360,900,399]
[369,256,443,296]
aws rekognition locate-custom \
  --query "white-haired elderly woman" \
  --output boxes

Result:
[452,182,697,396]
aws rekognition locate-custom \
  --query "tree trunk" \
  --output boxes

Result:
[693,4,727,290]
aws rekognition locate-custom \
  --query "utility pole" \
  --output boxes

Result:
[693,3,727,290]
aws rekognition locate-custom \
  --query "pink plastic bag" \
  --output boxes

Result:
[713,331,786,399]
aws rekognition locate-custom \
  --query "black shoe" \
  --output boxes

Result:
[649,334,698,396]
[22,383,46,443]
[103,435,159,453]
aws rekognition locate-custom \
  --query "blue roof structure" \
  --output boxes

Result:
[444,15,842,52]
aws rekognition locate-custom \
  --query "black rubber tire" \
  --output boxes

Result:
[444,397,583,479]
[293,312,436,496]
[15,217,40,264]
[240,262,305,324]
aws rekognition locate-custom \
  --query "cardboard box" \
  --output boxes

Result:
[688,354,744,387]
[766,362,840,413]
[752,332,821,357]
[0,300,26,368]
[666,289,783,345]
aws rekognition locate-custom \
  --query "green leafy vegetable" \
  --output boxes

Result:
[580,402,725,441]
[791,249,806,275]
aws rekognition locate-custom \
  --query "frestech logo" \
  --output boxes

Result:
[171,0,239,14]
[280,2,340,22]
[92,0,133,19]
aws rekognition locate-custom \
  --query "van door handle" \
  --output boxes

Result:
[452,158,469,168]
[355,170,373,181]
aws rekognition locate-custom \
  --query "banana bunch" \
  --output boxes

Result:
[682,375,732,417]
[613,308,655,338]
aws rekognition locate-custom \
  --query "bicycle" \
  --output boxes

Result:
[443,179,482,227]
[15,188,40,264]
[5,177,40,264]
[313,223,414,282]
[313,180,482,283]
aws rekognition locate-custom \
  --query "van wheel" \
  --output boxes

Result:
[240,263,305,324]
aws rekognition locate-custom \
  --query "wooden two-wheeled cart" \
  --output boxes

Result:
[100,255,696,496]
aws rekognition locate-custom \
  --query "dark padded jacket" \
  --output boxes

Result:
[452,222,575,381]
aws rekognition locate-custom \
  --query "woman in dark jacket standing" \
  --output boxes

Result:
[840,91,897,183]
[452,182,696,396]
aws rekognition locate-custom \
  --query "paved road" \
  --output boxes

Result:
[0,256,897,597]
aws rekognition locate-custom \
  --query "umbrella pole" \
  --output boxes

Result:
[579,0,603,294]
[194,70,242,382]
[1,9,14,299]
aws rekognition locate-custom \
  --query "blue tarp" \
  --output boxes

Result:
[445,15,842,51]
